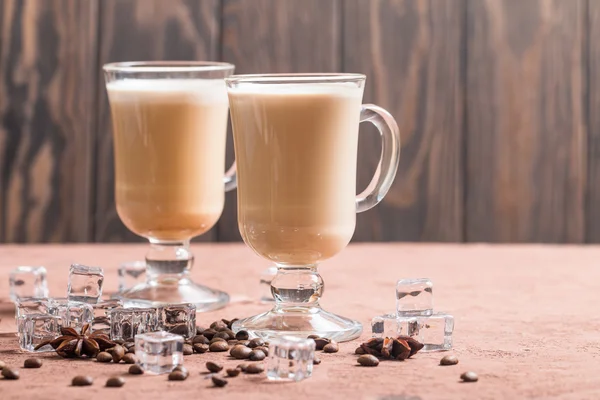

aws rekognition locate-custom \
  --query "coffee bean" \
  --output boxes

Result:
[212,375,228,387]
[460,371,478,383]
[214,331,230,341]
[227,340,239,346]
[183,344,193,356]
[440,355,459,366]
[1,367,19,380]
[168,371,187,381]
[357,354,379,367]
[122,353,137,364]
[168,324,190,336]
[97,352,113,363]
[209,341,229,352]
[113,339,126,345]
[249,349,266,361]
[245,363,264,374]
[202,328,217,340]
[355,347,366,355]
[307,334,320,339]
[238,340,250,347]
[227,318,238,330]
[126,347,135,354]
[24,358,42,368]
[314,338,330,350]
[248,338,264,349]
[206,361,223,373]
[222,329,235,340]
[0,360,5,370]
[313,356,321,365]
[128,364,144,375]
[210,337,227,344]
[235,330,249,340]
[106,376,125,387]
[230,344,252,359]
[72,375,93,386]
[107,345,125,363]
[196,326,207,335]
[172,365,189,378]
[193,343,209,354]
[237,363,249,372]
[255,346,269,356]
[226,368,241,377]
[192,335,209,345]
[323,341,339,353]
[210,320,228,331]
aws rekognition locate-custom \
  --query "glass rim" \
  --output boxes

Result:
[225,73,366,85]
[103,61,235,73]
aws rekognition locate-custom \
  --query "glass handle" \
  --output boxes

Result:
[356,104,401,213]
[224,160,237,192]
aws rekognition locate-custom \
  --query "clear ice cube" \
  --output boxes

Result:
[408,312,454,352]
[396,278,434,316]
[118,261,146,292]
[91,299,123,335]
[109,307,161,341]
[48,298,94,332]
[135,331,184,374]
[9,266,49,301]
[266,335,315,382]
[67,264,104,304]
[15,298,53,336]
[159,303,196,338]
[19,314,62,352]
[259,266,277,302]
[371,313,417,338]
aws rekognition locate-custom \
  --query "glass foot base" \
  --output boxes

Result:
[232,306,362,342]
[118,277,229,311]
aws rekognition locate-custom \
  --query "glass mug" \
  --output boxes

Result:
[103,61,236,310]
[227,74,400,341]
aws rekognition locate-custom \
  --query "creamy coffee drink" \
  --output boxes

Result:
[229,83,364,264]
[107,79,229,241]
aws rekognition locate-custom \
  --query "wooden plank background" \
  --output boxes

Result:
[0,0,595,243]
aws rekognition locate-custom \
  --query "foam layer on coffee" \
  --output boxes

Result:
[107,79,228,103]
[228,82,362,98]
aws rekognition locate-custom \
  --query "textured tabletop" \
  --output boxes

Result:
[0,243,598,400]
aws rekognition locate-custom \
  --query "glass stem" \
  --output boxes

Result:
[271,264,324,310]
[146,240,193,280]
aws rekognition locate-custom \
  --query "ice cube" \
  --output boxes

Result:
[109,307,161,341]
[9,266,49,301]
[370,313,417,338]
[15,298,53,337]
[19,314,62,352]
[266,336,315,382]
[118,261,146,292]
[259,266,277,302]
[396,278,433,316]
[159,303,196,338]
[48,298,94,332]
[408,312,454,352]
[91,299,123,335]
[67,264,104,304]
[135,331,184,374]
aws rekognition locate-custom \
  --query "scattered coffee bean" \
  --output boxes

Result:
[24,358,42,368]
[202,328,217,340]
[1,367,19,380]
[126,347,135,354]
[114,339,126,345]
[460,371,478,383]
[0,360,5,370]
[223,329,236,339]
[245,363,264,374]
[106,376,125,387]
[96,352,113,363]
[173,365,188,375]
[248,338,264,349]
[196,326,206,335]
[122,353,137,364]
[355,347,366,355]
[206,361,223,373]
[183,344,193,356]
[168,371,187,381]
[193,343,209,354]
[192,335,209,345]
[128,364,144,375]
[227,340,239,346]
[227,318,238,329]
[210,337,227,344]
[230,345,252,360]
[210,321,228,331]
[235,330,249,340]
[107,345,125,363]
[226,368,241,377]
[214,331,230,341]
[238,340,250,347]
[357,354,379,367]
[313,356,321,365]
[209,341,229,352]
[323,341,339,353]
[212,375,228,387]
[440,355,459,366]
[255,346,269,356]
[237,363,249,372]
[168,324,190,336]
[249,349,266,361]
[314,338,330,350]
[72,375,93,386]
[307,334,320,339]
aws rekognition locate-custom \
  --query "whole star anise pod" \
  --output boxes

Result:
[34,323,115,358]
[357,335,424,360]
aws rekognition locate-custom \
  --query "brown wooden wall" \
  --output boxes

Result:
[0,0,595,243]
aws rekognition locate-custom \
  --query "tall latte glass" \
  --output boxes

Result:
[104,62,236,310]
[227,74,400,341]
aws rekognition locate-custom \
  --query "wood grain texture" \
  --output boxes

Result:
[344,0,465,241]
[587,0,600,242]
[218,0,341,241]
[0,0,97,242]
[95,0,221,242]
[466,0,586,243]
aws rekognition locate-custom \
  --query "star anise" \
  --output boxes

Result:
[34,323,115,358]
[357,335,424,360]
